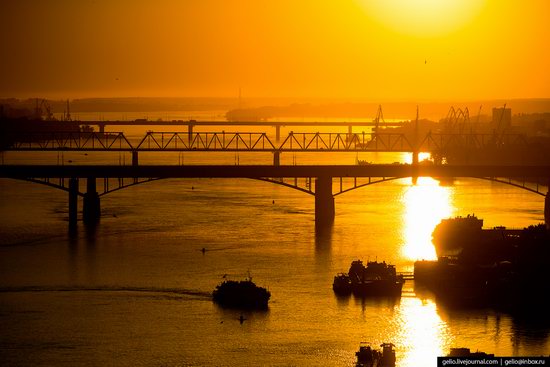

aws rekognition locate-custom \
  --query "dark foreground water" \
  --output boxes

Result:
[1,142,549,366]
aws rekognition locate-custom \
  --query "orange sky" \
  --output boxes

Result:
[0,0,549,101]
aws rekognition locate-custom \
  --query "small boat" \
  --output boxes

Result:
[212,276,270,310]
[355,342,396,367]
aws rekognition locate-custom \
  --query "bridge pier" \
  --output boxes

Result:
[68,178,79,228]
[273,151,280,166]
[98,124,105,133]
[83,177,100,224]
[412,150,419,165]
[275,126,281,142]
[315,176,335,227]
[132,150,139,166]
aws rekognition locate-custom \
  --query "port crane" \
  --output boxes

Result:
[373,105,385,133]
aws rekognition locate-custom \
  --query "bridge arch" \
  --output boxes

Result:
[7,177,84,196]
[97,177,317,197]
[333,177,404,196]
[331,176,547,197]
[252,178,314,196]
[3,174,547,197]
[472,177,546,196]
[2,177,165,197]
[98,178,163,196]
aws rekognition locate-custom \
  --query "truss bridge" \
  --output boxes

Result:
[1,131,530,166]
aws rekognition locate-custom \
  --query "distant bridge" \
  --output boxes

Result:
[1,164,548,229]
[26,119,404,142]
[66,119,405,140]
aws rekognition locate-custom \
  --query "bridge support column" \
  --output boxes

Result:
[68,178,79,228]
[275,126,281,142]
[132,150,139,166]
[273,151,280,166]
[83,177,100,224]
[315,176,335,227]
[98,124,105,133]
[412,150,419,165]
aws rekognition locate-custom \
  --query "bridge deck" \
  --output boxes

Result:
[1,164,549,179]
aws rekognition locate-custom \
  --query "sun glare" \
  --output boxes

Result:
[395,297,451,367]
[358,0,486,36]
[402,178,453,261]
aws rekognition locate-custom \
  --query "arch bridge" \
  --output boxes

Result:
[1,164,549,228]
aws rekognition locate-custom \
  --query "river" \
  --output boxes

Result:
[1,114,548,366]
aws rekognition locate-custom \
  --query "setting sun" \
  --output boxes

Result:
[358,0,486,36]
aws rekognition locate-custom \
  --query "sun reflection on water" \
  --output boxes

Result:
[402,177,454,261]
[395,297,452,367]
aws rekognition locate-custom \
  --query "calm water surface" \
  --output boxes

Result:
[1,121,549,366]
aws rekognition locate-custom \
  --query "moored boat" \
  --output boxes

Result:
[338,260,403,297]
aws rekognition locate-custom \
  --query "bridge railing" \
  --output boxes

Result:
[1,130,530,153]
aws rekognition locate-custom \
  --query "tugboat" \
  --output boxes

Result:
[335,260,404,297]
[212,276,271,310]
[355,342,396,367]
